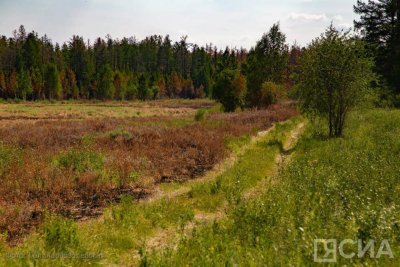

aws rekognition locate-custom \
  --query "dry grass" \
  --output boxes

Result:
[0,99,215,121]
[0,101,297,243]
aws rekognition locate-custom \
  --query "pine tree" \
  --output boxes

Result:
[17,69,33,100]
[354,0,400,96]
[7,70,18,98]
[137,74,150,100]
[45,64,62,99]
[30,67,43,100]
[0,72,6,97]
[22,32,40,70]
[125,77,138,100]
[97,64,115,100]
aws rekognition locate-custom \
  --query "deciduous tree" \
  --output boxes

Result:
[295,26,374,137]
[245,23,288,107]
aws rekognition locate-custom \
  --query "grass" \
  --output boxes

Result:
[144,108,400,266]
[0,99,216,119]
[53,149,104,173]
[0,116,300,266]
[0,144,23,177]
[0,101,296,242]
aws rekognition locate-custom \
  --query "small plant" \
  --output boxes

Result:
[128,170,139,182]
[109,129,133,142]
[53,149,104,173]
[194,108,207,122]
[0,144,23,177]
[42,214,79,251]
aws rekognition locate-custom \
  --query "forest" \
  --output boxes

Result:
[0,27,246,101]
[0,0,398,109]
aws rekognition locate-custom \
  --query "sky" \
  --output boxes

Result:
[0,0,359,49]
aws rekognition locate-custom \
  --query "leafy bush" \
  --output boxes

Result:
[53,149,104,173]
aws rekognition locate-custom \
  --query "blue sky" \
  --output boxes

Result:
[0,0,358,49]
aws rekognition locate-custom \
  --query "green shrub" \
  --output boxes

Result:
[259,81,279,107]
[213,69,247,112]
[53,150,104,173]
[194,108,207,122]
[108,129,133,141]
[42,215,79,251]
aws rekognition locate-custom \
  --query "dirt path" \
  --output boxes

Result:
[243,122,305,199]
[144,125,277,204]
[140,121,305,255]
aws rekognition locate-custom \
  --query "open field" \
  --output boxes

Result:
[145,108,400,266]
[0,99,216,121]
[1,101,399,266]
[0,107,302,266]
[0,100,297,245]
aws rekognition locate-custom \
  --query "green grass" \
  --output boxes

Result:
[146,108,400,266]
[0,144,23,177]
[53,149,104,173]
[0,117,299,266]
[194,108,207,121]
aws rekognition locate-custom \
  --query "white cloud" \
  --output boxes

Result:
[0,0,358,49]
[288,13,329,21]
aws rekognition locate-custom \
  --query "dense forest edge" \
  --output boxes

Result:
[0,0,399,110]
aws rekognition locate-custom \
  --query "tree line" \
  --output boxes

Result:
[0,27,246,101]
[0,0,398,113]
[0,24,301,104]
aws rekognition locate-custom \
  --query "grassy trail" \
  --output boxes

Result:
[136,120,305,262]
[146,109,400,266]
[143,121,305,255]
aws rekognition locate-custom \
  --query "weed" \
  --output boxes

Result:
[42,215,79,252]
[0,144,22,177]
[53,150,104,173]
[194,108,207,122]
[108,129,133,141]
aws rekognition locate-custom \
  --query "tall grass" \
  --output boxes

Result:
[147,109,400,266]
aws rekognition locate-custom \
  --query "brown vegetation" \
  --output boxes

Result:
[0,102,297,243]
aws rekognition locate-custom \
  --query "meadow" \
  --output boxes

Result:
[146,108,400,266]
[0,100,296,245]
[1,101,399,266]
